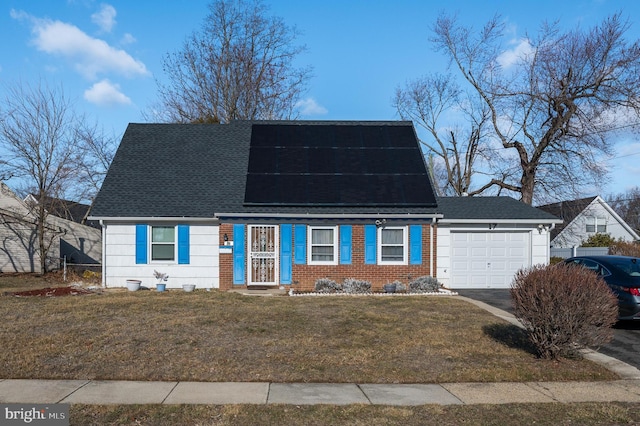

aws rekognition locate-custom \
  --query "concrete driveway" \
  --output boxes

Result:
[457,289,640,370]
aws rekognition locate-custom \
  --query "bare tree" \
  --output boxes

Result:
[608,187,640,234]
[151,0,312,123]
[394,73,493,196]
[0,80,94,273]
[429,13,640,204]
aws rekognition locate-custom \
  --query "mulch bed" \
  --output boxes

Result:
[8,286,95,297]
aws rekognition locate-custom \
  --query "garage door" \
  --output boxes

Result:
[451,232,529,289]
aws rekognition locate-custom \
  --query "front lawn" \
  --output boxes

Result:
[0,274,618,383]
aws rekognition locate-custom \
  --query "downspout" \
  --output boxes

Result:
[430,218,435,278]
[100,220,107,288]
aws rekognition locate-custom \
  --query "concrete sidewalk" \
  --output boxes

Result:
[1,378,640,406]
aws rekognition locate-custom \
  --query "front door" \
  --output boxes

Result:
[248,225,278,286]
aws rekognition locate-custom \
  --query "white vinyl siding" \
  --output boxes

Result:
[103,222,219,289]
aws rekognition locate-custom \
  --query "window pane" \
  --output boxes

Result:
[312,246,334,261]
[312,229,333,244]
[382,229,402,244]
[597,224,607,232]
[382,246,403,261]
[152,226,175,242]
[152,244,175,261]
[585,224,595,232]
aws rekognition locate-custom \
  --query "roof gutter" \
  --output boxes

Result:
[214,212,444,220]
[88,216,220,223]
[437,218,563,224]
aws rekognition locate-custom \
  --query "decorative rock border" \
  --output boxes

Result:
[289,289,458,297]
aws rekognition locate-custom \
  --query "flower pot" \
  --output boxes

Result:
[182,284,196,292]
[383,283,397,293]
[126,280,141,291]
[156,283,166,292]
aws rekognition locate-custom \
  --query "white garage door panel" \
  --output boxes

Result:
[451,231,530,289]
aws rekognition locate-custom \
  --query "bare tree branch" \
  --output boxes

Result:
[0,80,112,272]
[149,0,312,123]
[429,12,640,204]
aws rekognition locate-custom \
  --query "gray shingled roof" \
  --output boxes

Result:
[91,122,253,218]
[91,121,563,222]
[436,196,562,221]
[90,121,440,219]
[537,196,597,239]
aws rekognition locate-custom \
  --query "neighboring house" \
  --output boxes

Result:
[89,121,559,290]
[436,196,561,289]
[23,194,100,229]
[537,196,639,248]
[0,182,101,273]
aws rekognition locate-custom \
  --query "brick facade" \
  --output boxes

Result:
[218,222,436,292]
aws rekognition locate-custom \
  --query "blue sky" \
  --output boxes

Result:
[1,0,639,199]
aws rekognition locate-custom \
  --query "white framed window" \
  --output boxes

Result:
[378,226,408,265]
[308,226,338,265]
[151,225,176,261]
[585,217,607,233]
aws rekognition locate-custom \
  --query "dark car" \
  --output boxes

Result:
[564,255,640,320]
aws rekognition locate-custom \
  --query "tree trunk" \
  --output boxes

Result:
[520,169,536,205]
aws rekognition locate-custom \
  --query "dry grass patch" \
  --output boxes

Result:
[0,275,618,383]
[0,272,73,293]
[69,403,640,426]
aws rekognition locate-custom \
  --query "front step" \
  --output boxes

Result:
[228,288,288,296]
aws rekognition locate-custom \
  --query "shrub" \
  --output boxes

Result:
[392,280,406,292]
[314,278,340,293]
[342,278,371,294]
[609,240,640,257]
[510,263,618,360]
[409,275,441,292]
[581,233,617,247]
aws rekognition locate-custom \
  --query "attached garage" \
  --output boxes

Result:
[436,197,562,289]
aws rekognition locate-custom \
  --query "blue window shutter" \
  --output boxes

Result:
[340,225,352,264]
[233,224,245,285]
[280,224,292,284]
[177,224,190,264]
[364,225,376,264]
[410,225,422,265]
[135,224,147,264]
[294,224,306,264]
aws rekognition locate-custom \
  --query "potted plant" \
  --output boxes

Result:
[126,279,141,291]
[153,270,168,292]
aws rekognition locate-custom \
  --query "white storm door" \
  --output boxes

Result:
[248,225,278,286]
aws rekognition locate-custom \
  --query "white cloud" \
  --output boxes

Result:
[296,98,328,116]
[84,79,131,106]
[497,38,533,69]
[91,4,117,33]
[121,33,136,45]
[12,9,148,80]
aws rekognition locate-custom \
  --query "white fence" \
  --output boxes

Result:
[550,247,610,259]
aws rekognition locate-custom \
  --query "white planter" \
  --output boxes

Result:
[182,284,196,292]
[126,280,141,291]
